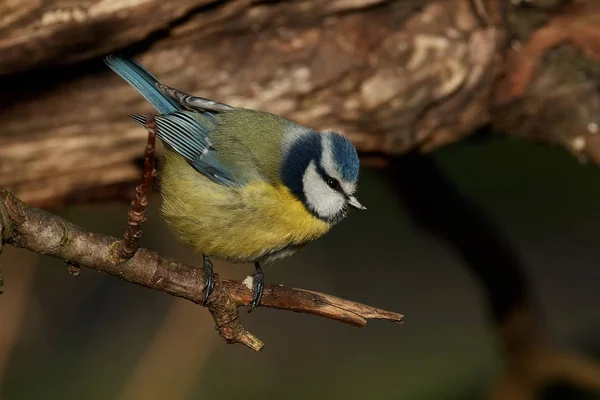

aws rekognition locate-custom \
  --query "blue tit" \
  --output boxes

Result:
[104,55,366,308]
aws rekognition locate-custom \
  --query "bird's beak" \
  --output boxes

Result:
[347,195,366,210]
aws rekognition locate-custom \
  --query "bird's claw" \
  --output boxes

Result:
[202,255,214,306]
[249,263,264,312]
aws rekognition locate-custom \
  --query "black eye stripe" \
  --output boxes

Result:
[316,165,345,193]
[325,176,343,192]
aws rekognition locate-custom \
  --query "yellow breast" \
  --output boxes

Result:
[159,151,331,262]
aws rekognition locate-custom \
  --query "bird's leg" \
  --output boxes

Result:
[202,254,215,306]
[249,262,264,311]
[116,115,157,260]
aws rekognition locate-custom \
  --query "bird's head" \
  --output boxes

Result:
[282,130,365,224]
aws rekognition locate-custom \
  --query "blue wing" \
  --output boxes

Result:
[130,112,237,186]
[104,55,238,186]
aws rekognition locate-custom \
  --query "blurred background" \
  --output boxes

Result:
[2,135,599,399]
[3,0,600,398]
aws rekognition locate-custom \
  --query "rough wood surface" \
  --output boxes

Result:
[1,0,599,208]
[492,0,600,164]
[2,0,498,206]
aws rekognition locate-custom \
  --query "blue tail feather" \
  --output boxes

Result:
[106,55,239,187]
[104,55,180,114]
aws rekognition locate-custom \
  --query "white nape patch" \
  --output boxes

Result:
[302,160,345,219]
[321,133,356,194]
[243,276,254,290]
[320,133,338,177]
[281,122,313,154]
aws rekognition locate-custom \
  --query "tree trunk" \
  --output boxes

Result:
[1,0,598,207]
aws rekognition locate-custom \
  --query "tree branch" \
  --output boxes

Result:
[0,187,403,352]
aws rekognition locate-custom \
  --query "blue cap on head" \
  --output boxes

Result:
[328,132,360,183]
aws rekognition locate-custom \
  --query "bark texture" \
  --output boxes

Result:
[0,0,562,207]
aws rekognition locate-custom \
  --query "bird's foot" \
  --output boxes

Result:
[202,254,215,306]
[249,262,264,312]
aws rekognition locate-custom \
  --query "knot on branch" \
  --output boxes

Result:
[203,276,263,350]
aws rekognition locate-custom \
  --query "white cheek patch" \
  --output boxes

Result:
[340,180,356,195]
[302,161,346,219]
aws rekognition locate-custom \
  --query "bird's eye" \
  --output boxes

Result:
[326,176,341,191]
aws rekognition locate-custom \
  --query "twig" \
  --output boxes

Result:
[223,283,403,327]
[116,115,157,261]
[0,187,404,351]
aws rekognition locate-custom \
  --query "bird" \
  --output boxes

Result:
[104,54,366,309]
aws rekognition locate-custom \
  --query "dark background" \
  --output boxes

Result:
[1,135,599,399]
